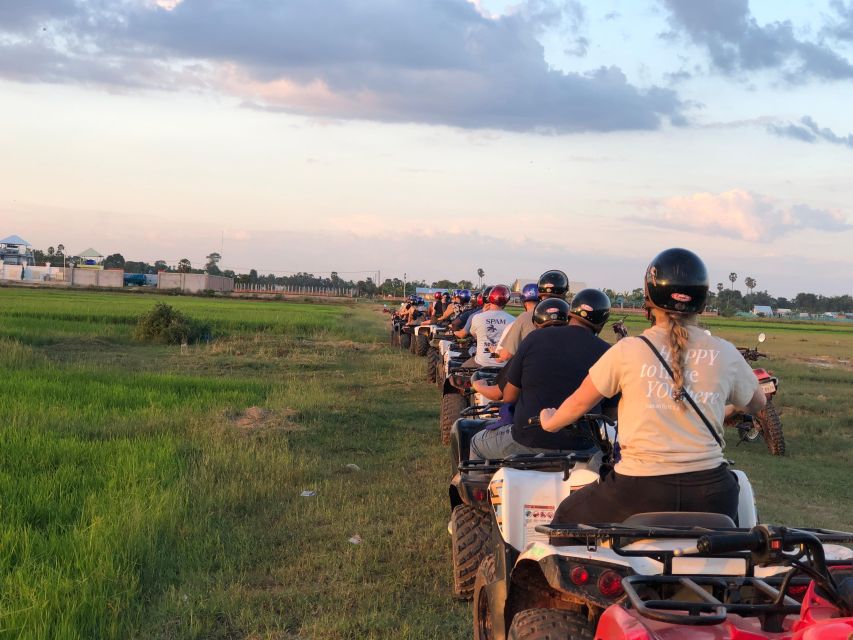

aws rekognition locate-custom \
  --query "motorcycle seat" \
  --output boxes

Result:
[622,512,736,529]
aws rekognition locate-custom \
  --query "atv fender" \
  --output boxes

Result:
[732,469,758,528]
[442,378,462,395]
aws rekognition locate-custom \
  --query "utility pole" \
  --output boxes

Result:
[403,272,407,298]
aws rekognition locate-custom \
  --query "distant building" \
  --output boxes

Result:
[77,248,104,269]
[752,305,774,317]
[0,234,34,266]
[776,308,792,316]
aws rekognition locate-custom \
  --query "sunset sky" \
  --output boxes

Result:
[1,0,852,296]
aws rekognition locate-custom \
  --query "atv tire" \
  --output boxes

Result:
[441,392,467,445]
[427,351,438,383]
[409,330,417,354]
[508,609,593,640]
[416,333,430,356]
[400,332,411,350]
[473,555,497,640]
[451,505,491,600]
[756,398,785,456]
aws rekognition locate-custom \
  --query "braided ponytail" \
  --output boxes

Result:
[666,312,690,402]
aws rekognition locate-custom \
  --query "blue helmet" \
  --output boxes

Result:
[416,296,425,305]
[521,283,539,303]
[458,289,471,304]
[408,294,417,303]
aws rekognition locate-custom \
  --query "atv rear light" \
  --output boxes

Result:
[472,488,487,502]
[597,570,624,598]
[788,584,809,598]
[570,566,590,586]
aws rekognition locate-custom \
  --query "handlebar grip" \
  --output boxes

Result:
[697,531,764,554]
[525,416,541,430]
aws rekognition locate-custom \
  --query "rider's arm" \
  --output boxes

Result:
[740,386,767,415]
[540,375,604,432]
[472,379,503,401]
[501,382,520,403]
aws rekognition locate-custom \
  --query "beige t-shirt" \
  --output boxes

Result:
[588,325,758,477]
[497,310,536,356]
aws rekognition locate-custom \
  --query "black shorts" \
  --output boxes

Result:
[553,464,739,525]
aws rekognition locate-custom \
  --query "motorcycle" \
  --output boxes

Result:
[726,332,786,456]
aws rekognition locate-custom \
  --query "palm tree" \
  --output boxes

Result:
[744,277,756,295]
[716,282,724,294]
[728,272,737,291]
[476,268,485,288]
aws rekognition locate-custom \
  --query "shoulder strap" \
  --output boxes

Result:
[637,335,724,448]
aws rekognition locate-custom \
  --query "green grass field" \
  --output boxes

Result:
[0,287,851,639]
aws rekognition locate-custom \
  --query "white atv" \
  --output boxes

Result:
[471,414,771,640]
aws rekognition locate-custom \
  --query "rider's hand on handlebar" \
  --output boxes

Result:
[538,408,561,432]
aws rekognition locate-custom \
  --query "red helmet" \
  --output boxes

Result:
[434,291,442,300]
[488,284,510,307]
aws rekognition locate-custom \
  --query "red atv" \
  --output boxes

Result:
[726,332,785,456]
[594,524,853,639]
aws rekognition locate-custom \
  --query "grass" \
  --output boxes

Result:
[0,287,850,638]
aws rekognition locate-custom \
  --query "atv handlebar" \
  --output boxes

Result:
[525,413,615,430]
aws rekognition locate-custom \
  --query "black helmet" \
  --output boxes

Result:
[537,270,569,299]
[644,248,709,314]
[569,289,611,333]
[533,298,570,327]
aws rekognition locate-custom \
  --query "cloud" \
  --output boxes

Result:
[0,0,684,133]
[768,116,853,148]
[638,189,852,241]
[660,0,853,81]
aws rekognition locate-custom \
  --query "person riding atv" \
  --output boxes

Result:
[540,248,768,524]
[455,285,514,369]
[493,270,570,364]
[469,292,616,462]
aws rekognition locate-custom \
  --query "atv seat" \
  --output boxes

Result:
[623,512,736,529]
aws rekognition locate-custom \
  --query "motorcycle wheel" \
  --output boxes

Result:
[755,398,785,456]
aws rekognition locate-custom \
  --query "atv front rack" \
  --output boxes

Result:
[621,574,802,628]
[537,523,853,573]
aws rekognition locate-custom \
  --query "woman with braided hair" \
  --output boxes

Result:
[540,248,767,524]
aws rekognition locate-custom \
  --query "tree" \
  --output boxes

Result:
[728,272,737,290]
[477,268,485,288]
[47,246,55,256]
[103,253,126,269]
[177,258,192,273]
[744,277,756,295]
[717,282,724,294]
[205,252,222,275]
[154,260,168,272]
[458,279,474,290]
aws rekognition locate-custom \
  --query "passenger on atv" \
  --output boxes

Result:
[454,285,514,369]
[493,270,569,364]
[540,248,767,524]
[469,292,617,462]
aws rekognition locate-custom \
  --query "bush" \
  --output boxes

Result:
[133,303,211,344]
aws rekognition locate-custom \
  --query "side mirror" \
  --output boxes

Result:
[758,333,766,343]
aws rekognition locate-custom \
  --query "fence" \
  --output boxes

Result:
[233,284,356,297]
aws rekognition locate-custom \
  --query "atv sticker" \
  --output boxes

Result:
[523,504,555,547]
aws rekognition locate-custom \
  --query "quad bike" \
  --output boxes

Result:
[471,416,768,640]
[446,403,599,600]
[725,332,785,456]
[592,523,853,639]
[413,323,434,357]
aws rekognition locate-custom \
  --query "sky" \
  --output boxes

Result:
[1,0,852,297]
